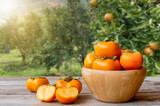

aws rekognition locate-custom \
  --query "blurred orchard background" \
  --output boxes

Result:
[0,0,159,76]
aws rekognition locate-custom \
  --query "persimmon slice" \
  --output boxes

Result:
[37,85,56,102]
[56,87,79,104]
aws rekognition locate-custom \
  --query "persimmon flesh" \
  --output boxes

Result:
[56,87,78,104]
[37,85,56,102]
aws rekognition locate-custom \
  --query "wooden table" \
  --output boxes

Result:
[0,77,160,105]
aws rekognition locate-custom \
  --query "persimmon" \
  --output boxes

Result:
[92,58,119,71]
[37,85,56,102]
[149,41,159,51]
[114,59,121,70]
[56,76,82,93]
[121,49,132,54]
[104,13,114,23]
[120,52,143,70]
[26,77,49,92]
[94,41,121,58]
[144,47,154,55]
[84,52,96,69]
[90,0,98,7]
[56,87,78,104]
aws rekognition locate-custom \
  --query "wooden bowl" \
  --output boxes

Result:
[81,66,146,103]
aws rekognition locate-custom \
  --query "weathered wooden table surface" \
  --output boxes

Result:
[0,77,160,106]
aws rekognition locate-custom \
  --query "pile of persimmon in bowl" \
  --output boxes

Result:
[82,41,147,103]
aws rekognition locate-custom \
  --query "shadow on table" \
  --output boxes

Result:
[130,92,160,102]
[74,95,90,104]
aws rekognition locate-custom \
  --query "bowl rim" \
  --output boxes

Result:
[82,65,145,72]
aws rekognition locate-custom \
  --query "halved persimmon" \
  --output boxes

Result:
[37,85,56,102]
[56,87,78,104]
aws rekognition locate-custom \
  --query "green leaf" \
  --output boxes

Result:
[129,40,136,51]
[155,62,160,70]
[149,18,153,25]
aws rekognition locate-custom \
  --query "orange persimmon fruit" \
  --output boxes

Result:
[149,41,159,51]
[94,41,121,58]
[121,49,132,54]
[144,47,154,55]
[56,76,82,93]
[92,58,119,71]
[120,51,143,70]
[26,77,49,92]
[104,13,114,23]
[84,52,96,69]
[114,59,121,70]
[90,0,98,7]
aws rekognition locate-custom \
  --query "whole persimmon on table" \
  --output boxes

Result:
[0,77,160,105]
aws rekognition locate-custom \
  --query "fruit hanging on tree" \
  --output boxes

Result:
[90,0,98,7]
[104,13,114,23]
[144,47,154,55]
[149,41,159,51]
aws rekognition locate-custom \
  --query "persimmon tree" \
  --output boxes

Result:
[36,0,95,71]
[16,12,42,64]
[1,12,42,64]
[90,0,160,75]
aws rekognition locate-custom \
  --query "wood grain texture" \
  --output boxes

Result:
[0,76,160,105]
[82,66,147,103]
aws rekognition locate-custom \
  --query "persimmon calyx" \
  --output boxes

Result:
[59,76,80,82]
[111,56,117,60]
[30,77,46,79]
[104,40,119,45]
[64,76,73,82]
[95,55,98,59]
[30,77,35,80]
[104,39,109,42]
[95,55,108,60]
[122,50,134,54]
[95,55,117,60]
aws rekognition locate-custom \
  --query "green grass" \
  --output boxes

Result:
[0,49,82,76]
[0,63,82,77]
[0,49,22,63]
[50,59,82,76]
[0,64,48,76]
